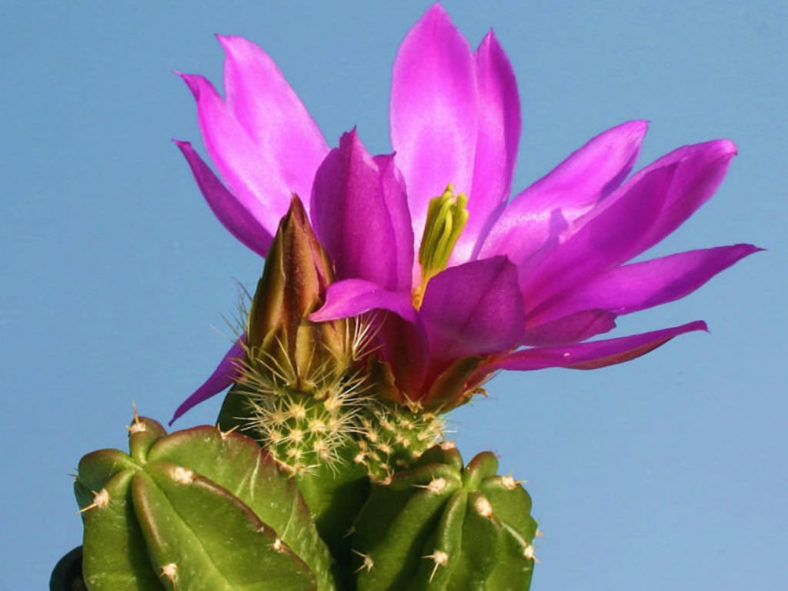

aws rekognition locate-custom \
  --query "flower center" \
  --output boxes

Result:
[413,184,469,309]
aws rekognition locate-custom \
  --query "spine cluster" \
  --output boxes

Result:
[354,405,446,483]
[238,351,446,481]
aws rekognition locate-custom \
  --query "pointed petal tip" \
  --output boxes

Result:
[627,119,650,134]
[698,138,738,160]
[168,390,212,425]
[475,27,518,75]
[170,138,194,153]
[177,71,214,100]
[169,339,246,424]
[215,33,256,56]
[736,243,765,256]
[175,138,273,257]
[339,127,361,145]
[173,139,194,155]
[374,152,398,176]
[694,319,710,333]
[494,320,710,372]
[478,28,499,48]
[700,138,738,159]
[411,2,457,37]
[475,26,515,70]
[719,138,738,154]
[168,408,184,426]
[174,139,200,160]
[425,2,449,18]
[566,319,710,370]
[664,319,708,335]
[172,138,195,156]
[609,119,649,141]
[667,138,738,164]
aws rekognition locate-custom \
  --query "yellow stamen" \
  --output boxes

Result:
[413,185,469,308]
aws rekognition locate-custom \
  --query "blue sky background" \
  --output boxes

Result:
[2,1,785,588]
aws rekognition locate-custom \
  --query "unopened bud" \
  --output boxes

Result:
[246,196,350,390]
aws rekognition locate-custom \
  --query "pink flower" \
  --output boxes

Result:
[171,4,757,421]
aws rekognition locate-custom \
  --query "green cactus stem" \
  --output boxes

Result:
[353,403,446,484]
[74,414,336,591]
[206,198,451,566]
[218,387,447,582]
[351,443,539,590]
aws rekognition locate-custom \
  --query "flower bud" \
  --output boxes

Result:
[245,196,350,390]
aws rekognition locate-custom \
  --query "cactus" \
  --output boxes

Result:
[74,414,336,591]
[351,442,539,590]
[213,198,448,560]
[67,200,539,590]
[219,383,448,580]
[353,404,445,484]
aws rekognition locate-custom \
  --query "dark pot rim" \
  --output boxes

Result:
[50,546,85,591]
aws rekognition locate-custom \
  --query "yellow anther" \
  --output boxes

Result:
[414,185,469,308]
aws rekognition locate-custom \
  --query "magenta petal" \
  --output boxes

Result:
[524,140,738,313]
[521,310,617,346]
[179,72,295,234]
[376,312,431,399]
[169,338,245,424]
[311,130,413,291]
[533,244,761,324]
[493,321,707,371]
[217,35,329,204]
[309,279,417,324]
[374,154,415,289]
[452,30,521,264]
[390,3,478,249]
[175,141,272,256]
[523,160,677,312]
[630,139,737,252]
[479,120,648,265]
[420,256,524,360]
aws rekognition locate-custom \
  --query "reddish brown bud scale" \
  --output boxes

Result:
[246,196,350,390]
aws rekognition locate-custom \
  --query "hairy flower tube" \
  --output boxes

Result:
[171,4,758,422]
